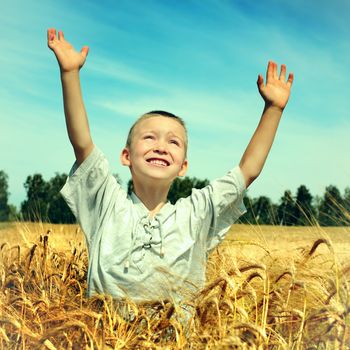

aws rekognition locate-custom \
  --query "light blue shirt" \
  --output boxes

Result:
[61,146,246,302]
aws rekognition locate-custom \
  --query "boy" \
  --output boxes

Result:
[47,28,293,303]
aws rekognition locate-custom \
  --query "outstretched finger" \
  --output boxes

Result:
[266,61,274,82]
[58,30,65,41]
[81,46,89,59]
[287,73,294,88]
[257,74,264,89]
[279,64,286,81]
[47,28,56,43]
[272,62,278,79]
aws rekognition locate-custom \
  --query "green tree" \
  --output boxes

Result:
[252,196,275,225]
[239,194,255,224]
[21,174,50,221]
[21,172,122,223]
[168,177,209,204]
[343,187,350,225]
[294,185,316,226]
[238,194,278,225]
[277,190,296,226]
[0,171,10,221]
[318,185,345,226]
[8,204,19,222]
[270,203,279,225]
[313,195,322,220]
[47,173,75,224]
[344,188,350,211]
[344,187,350,225]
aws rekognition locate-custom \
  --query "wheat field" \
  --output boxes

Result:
[0,222,349,349]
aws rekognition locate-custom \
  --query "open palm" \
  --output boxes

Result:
[47,28,89,73]
[258,61,294,110]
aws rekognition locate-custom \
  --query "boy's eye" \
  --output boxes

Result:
[170,139,180,146]
[144,135,154,140]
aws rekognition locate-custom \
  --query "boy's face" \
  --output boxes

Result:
[120,116,188,187]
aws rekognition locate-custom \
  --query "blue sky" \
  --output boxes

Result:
[1,0,349,208]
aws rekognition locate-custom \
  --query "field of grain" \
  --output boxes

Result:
[0,222,349,349]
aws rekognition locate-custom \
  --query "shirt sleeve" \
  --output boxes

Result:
[60,146,125,247]
[189,166,247,253]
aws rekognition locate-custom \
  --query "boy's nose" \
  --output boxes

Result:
[153,147,168,155]
[153,142,168,154]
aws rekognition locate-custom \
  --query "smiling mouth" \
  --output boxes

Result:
[146,158,170,167]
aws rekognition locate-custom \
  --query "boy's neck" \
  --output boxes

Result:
[133,182,169,217]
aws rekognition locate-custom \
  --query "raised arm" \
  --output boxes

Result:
[47,28,93,165]
[239,61,294,188]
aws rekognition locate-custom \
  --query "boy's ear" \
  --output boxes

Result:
[178,159,188,177]
[120,147,131,167]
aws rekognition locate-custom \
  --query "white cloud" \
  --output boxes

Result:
[89,56,161,88]
[93,84,260,134]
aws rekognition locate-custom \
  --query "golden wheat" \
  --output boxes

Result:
[0,223,349,349]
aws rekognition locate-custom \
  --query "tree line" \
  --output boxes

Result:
[0,170,349,226]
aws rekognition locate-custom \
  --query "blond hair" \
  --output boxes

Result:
[126,110,188,155]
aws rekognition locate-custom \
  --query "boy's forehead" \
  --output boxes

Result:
[134,116,186,137]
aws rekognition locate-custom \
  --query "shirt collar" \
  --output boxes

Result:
[130,192,175,220]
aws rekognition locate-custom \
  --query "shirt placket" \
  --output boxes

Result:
[142,221,154,250]
[132,218,156,272]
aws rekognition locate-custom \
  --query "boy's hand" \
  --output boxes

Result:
[47,28,89,73]
[257,61,294,110]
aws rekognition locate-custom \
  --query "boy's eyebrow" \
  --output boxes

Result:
[168,133,183,140]
[141,129,185,140]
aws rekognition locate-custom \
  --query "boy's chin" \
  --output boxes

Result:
[134,172,176,186]
[146,174,176,184]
